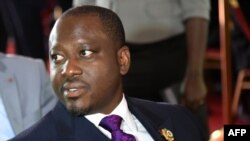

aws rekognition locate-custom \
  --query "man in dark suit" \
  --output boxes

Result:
[9,5,205,141]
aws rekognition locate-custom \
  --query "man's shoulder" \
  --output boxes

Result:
[127,97,205,140]
[0,53,46,77]
[128,97,198,123]
[2,53,44,66]
[128,97,185,113]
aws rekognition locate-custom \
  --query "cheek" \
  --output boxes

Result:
[89,64,120,91]
[90,64,113,81]
[86,67,107,90]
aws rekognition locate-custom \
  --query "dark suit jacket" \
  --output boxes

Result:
[9,97,205,141]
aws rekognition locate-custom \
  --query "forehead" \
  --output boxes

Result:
[62,14,103,30]
[50,15,107,44]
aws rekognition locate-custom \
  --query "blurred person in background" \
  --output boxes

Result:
[0,52,57,140]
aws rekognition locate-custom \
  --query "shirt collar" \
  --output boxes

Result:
[85,94,137,132]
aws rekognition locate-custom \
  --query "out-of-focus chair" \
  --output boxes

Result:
[230,0,250,119]
[204,0,233,123]
[232,70,250,118]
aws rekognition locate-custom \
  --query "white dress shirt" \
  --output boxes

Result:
[0,94,15,141]
[85,94,154,141]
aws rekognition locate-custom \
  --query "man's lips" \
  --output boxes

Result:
[63,88,85,98]
[62,82,89,98]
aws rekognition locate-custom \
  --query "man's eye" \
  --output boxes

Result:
[51,54,64,62]
[80,50,93,57]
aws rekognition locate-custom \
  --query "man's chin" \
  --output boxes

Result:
[67,103,88,116]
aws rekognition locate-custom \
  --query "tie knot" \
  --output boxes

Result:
[99,115,136,141]
[99,115,122,132]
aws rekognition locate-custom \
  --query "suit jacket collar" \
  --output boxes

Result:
[52,97,172,141]
[0,61,23,134]
[126,97,171,141]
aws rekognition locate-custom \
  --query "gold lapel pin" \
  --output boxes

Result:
[159,128,174,141]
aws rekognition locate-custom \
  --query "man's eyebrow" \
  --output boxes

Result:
[49,44,62,53]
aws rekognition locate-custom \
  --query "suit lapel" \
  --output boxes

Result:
[0,71,23,134]
[52,102,110,141]
[75,116,110,141]
[127,97,173,141]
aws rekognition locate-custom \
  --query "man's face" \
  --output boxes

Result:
[49,15,130,115]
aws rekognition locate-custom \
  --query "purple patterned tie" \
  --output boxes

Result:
[99,115,136,141]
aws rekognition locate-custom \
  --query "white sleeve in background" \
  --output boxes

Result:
[73,0,114,9]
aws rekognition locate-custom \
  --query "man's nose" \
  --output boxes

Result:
[61,59,82,77]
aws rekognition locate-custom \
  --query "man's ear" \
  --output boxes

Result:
[117,46,130,75]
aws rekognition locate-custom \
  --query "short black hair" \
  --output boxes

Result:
[61,5,125,47]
